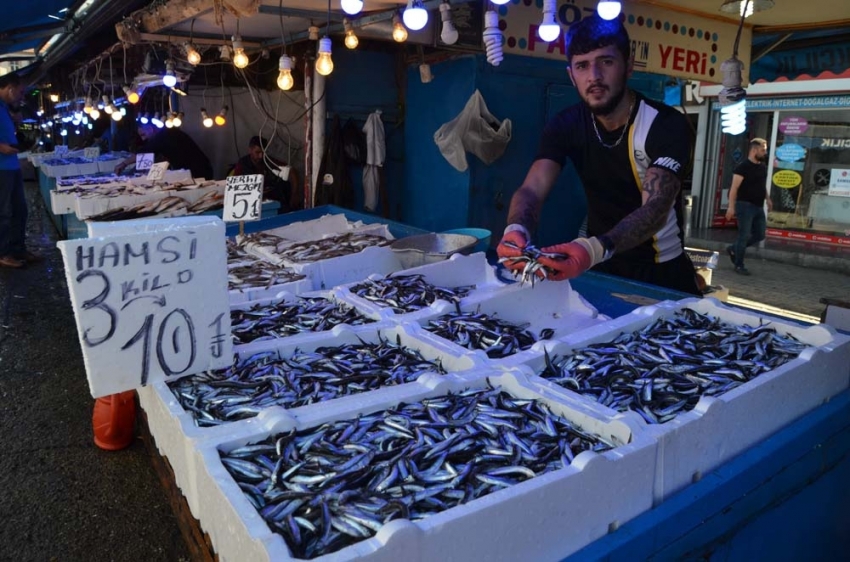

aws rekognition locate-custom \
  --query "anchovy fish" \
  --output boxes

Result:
[350,274,475,314]
[231,297,376,344]
[538,309,810,424]
[425,311,546,358]
[276,233,391,263]
[497,242,569,286]
[220,384,615,559]
[169,335,447,425]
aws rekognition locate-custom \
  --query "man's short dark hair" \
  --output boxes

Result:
[750,138,767,150]
[249,136,268,149]
[0,72,22,89]
[565,15,631,66]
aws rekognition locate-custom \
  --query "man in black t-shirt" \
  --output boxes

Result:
[115,124,213,180]
[496,15,699,295]
[725,138,772,275]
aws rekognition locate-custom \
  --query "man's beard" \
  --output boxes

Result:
[586,75,628,117]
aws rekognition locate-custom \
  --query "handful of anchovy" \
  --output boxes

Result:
[169,335,446,425]
[426,311,551,358]
[219,385,614,559]
[539,308,811,424]
[231,297,376,344]
[497,241,568,285]
[350,274,476,314]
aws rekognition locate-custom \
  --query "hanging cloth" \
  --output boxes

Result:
[314,115,355,208]
[362,110,386,213]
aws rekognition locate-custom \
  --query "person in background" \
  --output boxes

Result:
[496,15,700,295]
[0,72,43,268]
[725,138,772,276]
[114,123,213,179]
[231,136,301,213]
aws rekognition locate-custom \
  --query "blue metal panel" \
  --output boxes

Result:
[403,56,477,231]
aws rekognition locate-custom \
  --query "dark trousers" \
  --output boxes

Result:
[730,201,766,267]
[0,168,27,257]
[592,251,702,296]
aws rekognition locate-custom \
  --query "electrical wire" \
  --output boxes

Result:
[732,0,750,57]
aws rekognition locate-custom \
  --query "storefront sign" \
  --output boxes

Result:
[775,143,806,162]
[778,117,808,136]
[57,217,232,398]
[224,174,264,222]
[498,1,750,82]
[829,168,850,197]
[751,43,850,83]
[767,228,850,247]
[773,170,802,189]
[745,95,850,111]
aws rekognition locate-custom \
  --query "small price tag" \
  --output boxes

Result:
[57,217,232,398]
[55,145,69,156]
[84,147,101,159]
[223,174,264,222]
[147,161,169,181]
[136,153,154,171]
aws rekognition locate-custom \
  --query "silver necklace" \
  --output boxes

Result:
[592,94,635,149]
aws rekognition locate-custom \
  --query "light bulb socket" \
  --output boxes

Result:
[318,36,332,55]
[279,55,293,71]
[232,35,244,51]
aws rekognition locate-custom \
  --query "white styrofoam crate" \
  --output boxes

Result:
[332,252,509,323]
[138,323,479,512]
[409,279,607,369]
[50,189,78,215]
[513,296,850,504]
[295,246,404,291]
[188,369,656,562]
[227,277,312,305]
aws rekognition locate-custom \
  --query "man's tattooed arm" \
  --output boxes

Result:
[506,159,562,235]
[606,167,680,253]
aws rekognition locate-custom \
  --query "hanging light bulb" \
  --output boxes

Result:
[340,0,363,16]
[482,10,503,67]
[123,85,140,104]
[185,42,201,65]
[151,112,164,128]
[60,129,67,136]
[720,0,774,18]
[201,108,214,128]
[215,105,229,126]
[392,13,408,43]
[344,19,358,49]
[719,56,747,135]
[232,35,249,69]
[50,94,60,103]
[112,110,123,122]
[89,108,100,120]
[490,0,510,5]
[596,1,621,20]
[139,112,149,125]
[165,113,174,128]
[102,95,113,115]
[315,37,334,76]
[439,2,458,45]
[163,60,178,88]
[277,55,295,90]
[538,0,560,42]
[83,97,93,114]
[173,112,183,127]
[120,106,127,116]
[403,0,429,31]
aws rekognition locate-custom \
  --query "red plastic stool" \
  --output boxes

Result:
[92,390,137,451]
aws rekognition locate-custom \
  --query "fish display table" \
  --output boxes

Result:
[134,207,849,561]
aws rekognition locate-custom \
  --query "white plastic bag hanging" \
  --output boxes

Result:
[433,89,512,172]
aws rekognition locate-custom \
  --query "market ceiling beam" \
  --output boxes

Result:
[135,0,262,34]
[137,31,263,48]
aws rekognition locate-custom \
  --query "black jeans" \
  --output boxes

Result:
[0,168,27,257]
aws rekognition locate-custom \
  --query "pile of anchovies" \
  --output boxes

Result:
[242,231,290,251]
[169,337,446,425]
[231,298,376,345]
[497,242,568,286]
[227,239,305,291]
[277,233,391,263]
[219,385,614,559]
[349,274,476,314]
[425,311,550,359]
[538,308,811,424]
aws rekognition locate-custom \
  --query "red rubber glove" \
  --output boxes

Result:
[497,229,529,275]
[537,237,605,281]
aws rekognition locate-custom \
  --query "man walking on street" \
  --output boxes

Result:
[726,138,771,276]
[0,72,41,268]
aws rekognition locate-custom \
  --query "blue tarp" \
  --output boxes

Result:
[0,2,78,56]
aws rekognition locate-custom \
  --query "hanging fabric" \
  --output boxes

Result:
[314,115,355,208]
[362,110,386,213]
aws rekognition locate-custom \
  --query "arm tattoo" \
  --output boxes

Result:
[507,188,542,235]
[607,167,680,253]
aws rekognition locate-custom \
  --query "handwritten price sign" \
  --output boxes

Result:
[136,153,154,171]
[84,147,101,159]
[57,217,232,398]
[147,161,169,181]
[223,174,263,222]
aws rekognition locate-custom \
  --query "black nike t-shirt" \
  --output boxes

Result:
[535,93,692,264]
[732,159,768,206]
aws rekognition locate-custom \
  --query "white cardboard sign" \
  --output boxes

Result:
[147,161,169,181]
[136,153,154,171]
[84,147,101,159]
[828,168,850,197]
[223,174,263,222]
[57,217,232,398]
[54,145,69,156]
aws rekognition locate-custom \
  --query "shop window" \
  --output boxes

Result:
[769,108,850,235]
